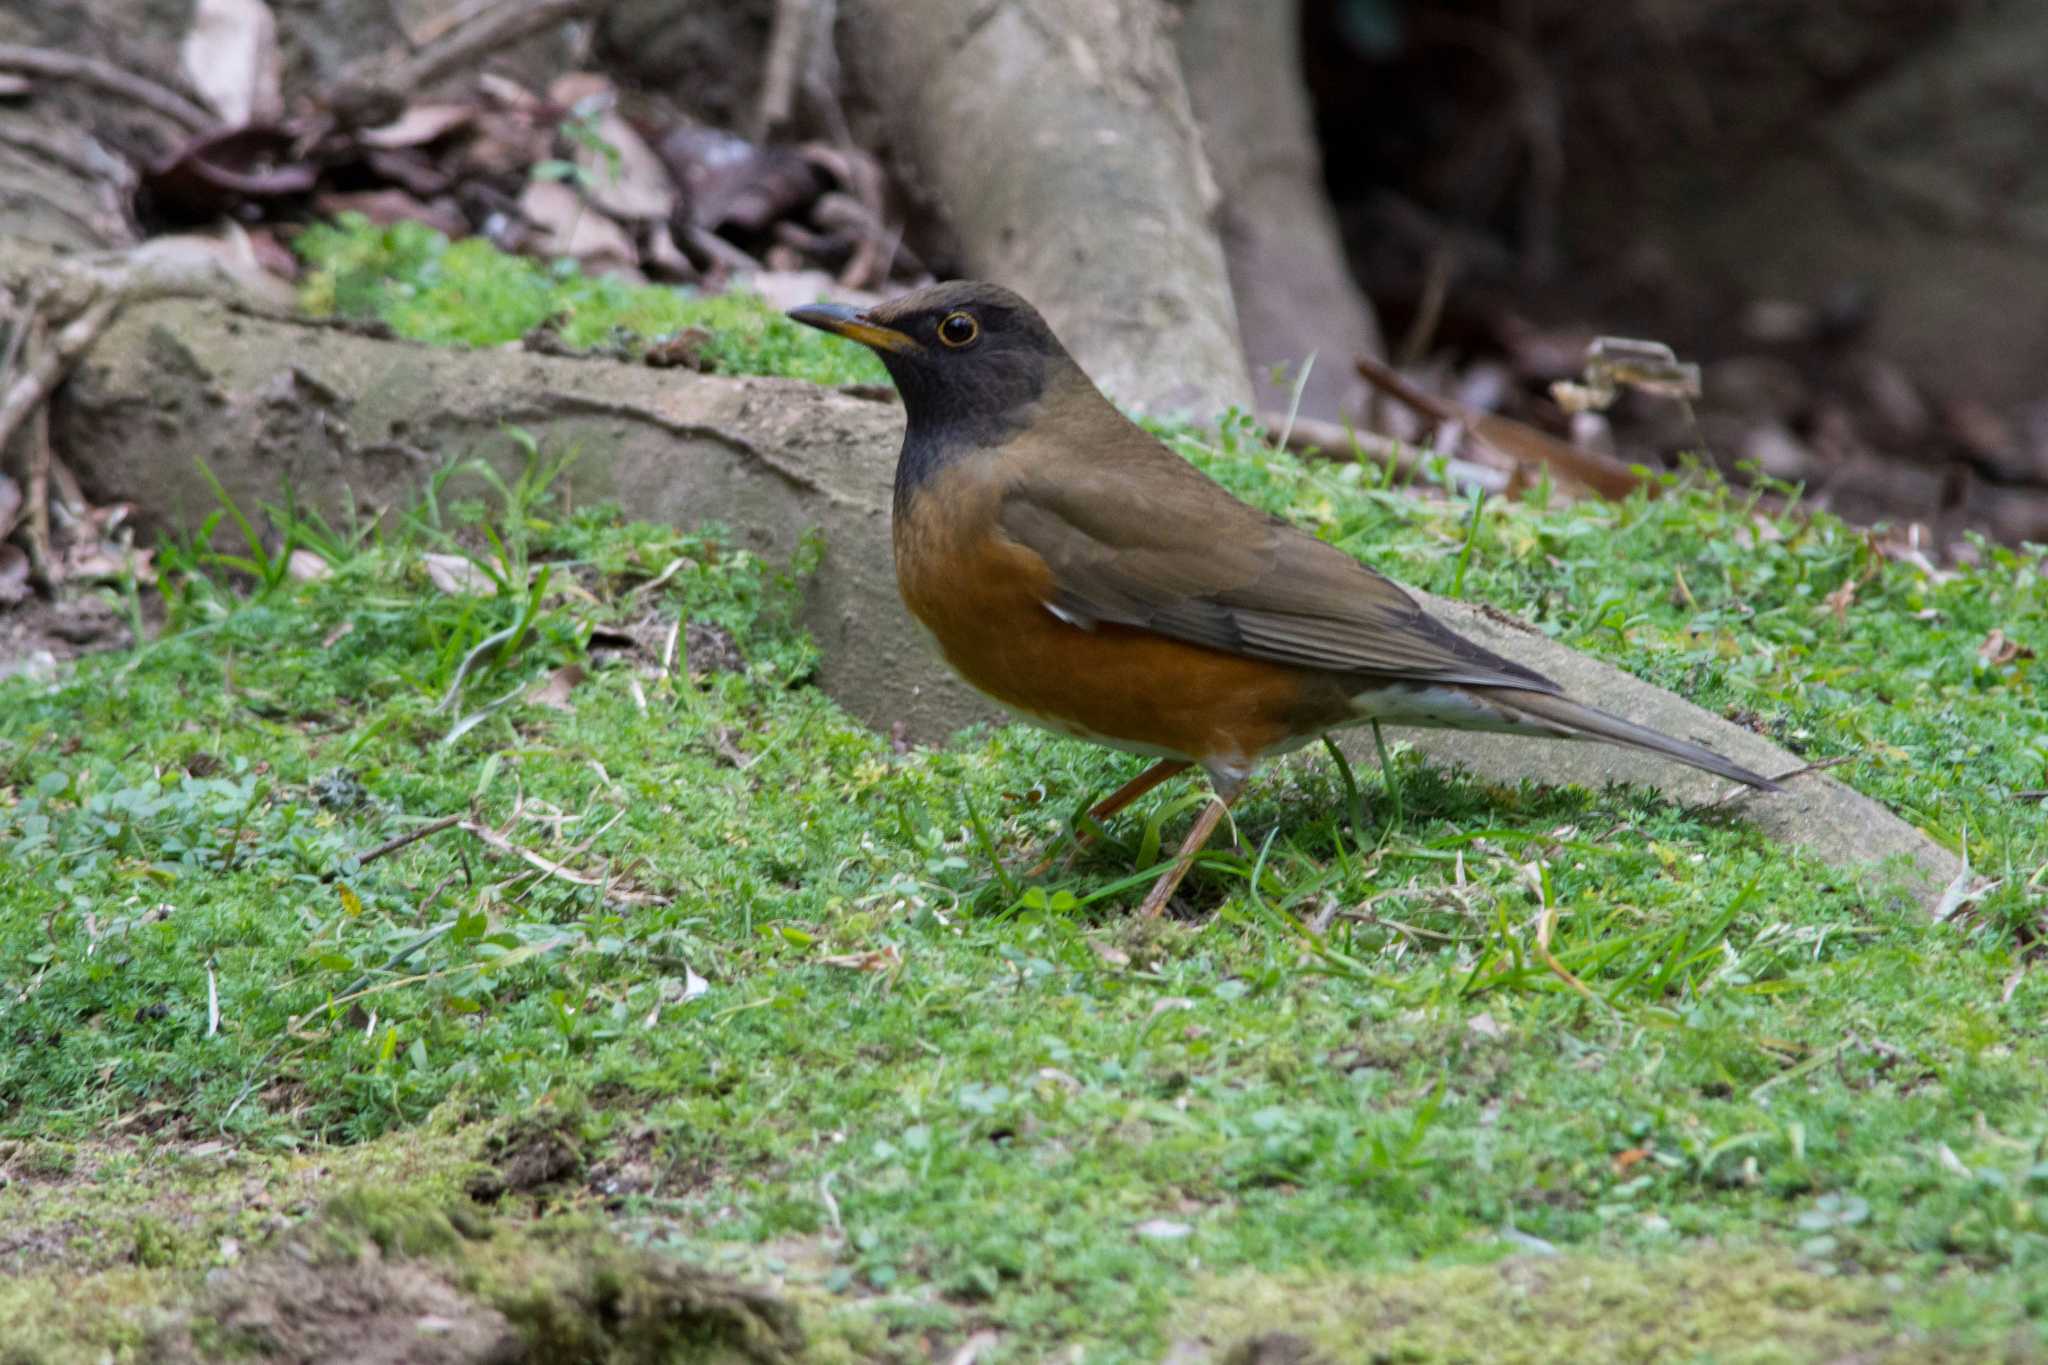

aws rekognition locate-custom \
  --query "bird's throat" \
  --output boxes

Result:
[892,402,1033,517]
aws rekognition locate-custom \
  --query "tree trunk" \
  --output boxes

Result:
[1174,0,1383,424]
[837,0,1251,418]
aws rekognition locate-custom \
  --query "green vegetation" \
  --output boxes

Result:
[295,214,889,386]
[2,242,2044,1361]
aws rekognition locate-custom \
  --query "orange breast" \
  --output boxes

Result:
[895,469,1340,766]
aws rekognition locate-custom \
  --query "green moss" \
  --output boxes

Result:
[316,1184,491,1259]
[1194,1247,2019,1363]
[293,215,889,386]
[460,1219,805,1363]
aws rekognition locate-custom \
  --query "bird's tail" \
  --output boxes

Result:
[1475,687,1784,792]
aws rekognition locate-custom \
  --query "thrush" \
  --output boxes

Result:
[790,282,1780,917]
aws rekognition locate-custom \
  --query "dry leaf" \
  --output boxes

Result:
[1612,1146,1652,1175]
[1466,1012,1506,1041]
[286,549,330,582]
[0,473,20,540]
[360,103,476,149]
[1822,577,1857,627]
[525,664,586,712]
[644,222,695,281]
[477,72,541,110]
[423,553,497,596]
[576,111,676,222]
[64,543,156,585]
[518,179,639,276]
[1978,629,2034,666]
[818,945,902,972]
[180,0,282,126]
[1086,938,1131,968]
[643,326,713,370]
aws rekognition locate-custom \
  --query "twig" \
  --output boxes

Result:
[1522,861,1601,1007]
[1394,246,1453,370]
[22,382,51,584]
[1698,753,1858,810]
[1262,411,1507,496]
[401,0,509,49]
[0,43,213,133]
[336,0,607,107]
[333,918,460,1004]
[0,291,119,466]
[333,812,466,876]
[1356,354,1646,500]
[757,0,821,140]
[0,280,45,384]
[436,621,523,712]
[817,1170,844,1239]
[684,224,763,275]
[1751,1038,1851,1100]
[460,817,660,902]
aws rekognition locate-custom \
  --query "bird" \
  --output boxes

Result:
[789,281,1781,917]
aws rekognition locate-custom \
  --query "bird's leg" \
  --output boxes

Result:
[1022,758,1191,878]
[1136,773,1243,918]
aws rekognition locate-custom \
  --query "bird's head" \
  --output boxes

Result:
[789,281,1081,460]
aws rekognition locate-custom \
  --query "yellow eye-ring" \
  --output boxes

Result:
[937,311,979,348]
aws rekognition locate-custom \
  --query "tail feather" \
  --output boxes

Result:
[1478,688,1783,792]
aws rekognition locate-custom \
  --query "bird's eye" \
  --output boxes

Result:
[937,311,979,348]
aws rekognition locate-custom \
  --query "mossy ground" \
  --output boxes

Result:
[1,225,2044,1361]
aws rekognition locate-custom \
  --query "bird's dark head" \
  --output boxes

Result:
[789,281,1083,501]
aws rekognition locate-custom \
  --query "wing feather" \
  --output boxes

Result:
[998,457,1557,693]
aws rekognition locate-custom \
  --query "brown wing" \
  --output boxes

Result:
[996,436,1559,693]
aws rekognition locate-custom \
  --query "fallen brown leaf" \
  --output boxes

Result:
[63,542,155,585]
[818,945,902,973]
[1978,629,2034,666]
[1086,938,1130,968]
[360,102,476,149]
[423,553,497,596]
[519,178,639,276]
[1822,576,1857,627]
[525,663,586,712]
[575,110,675,222]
